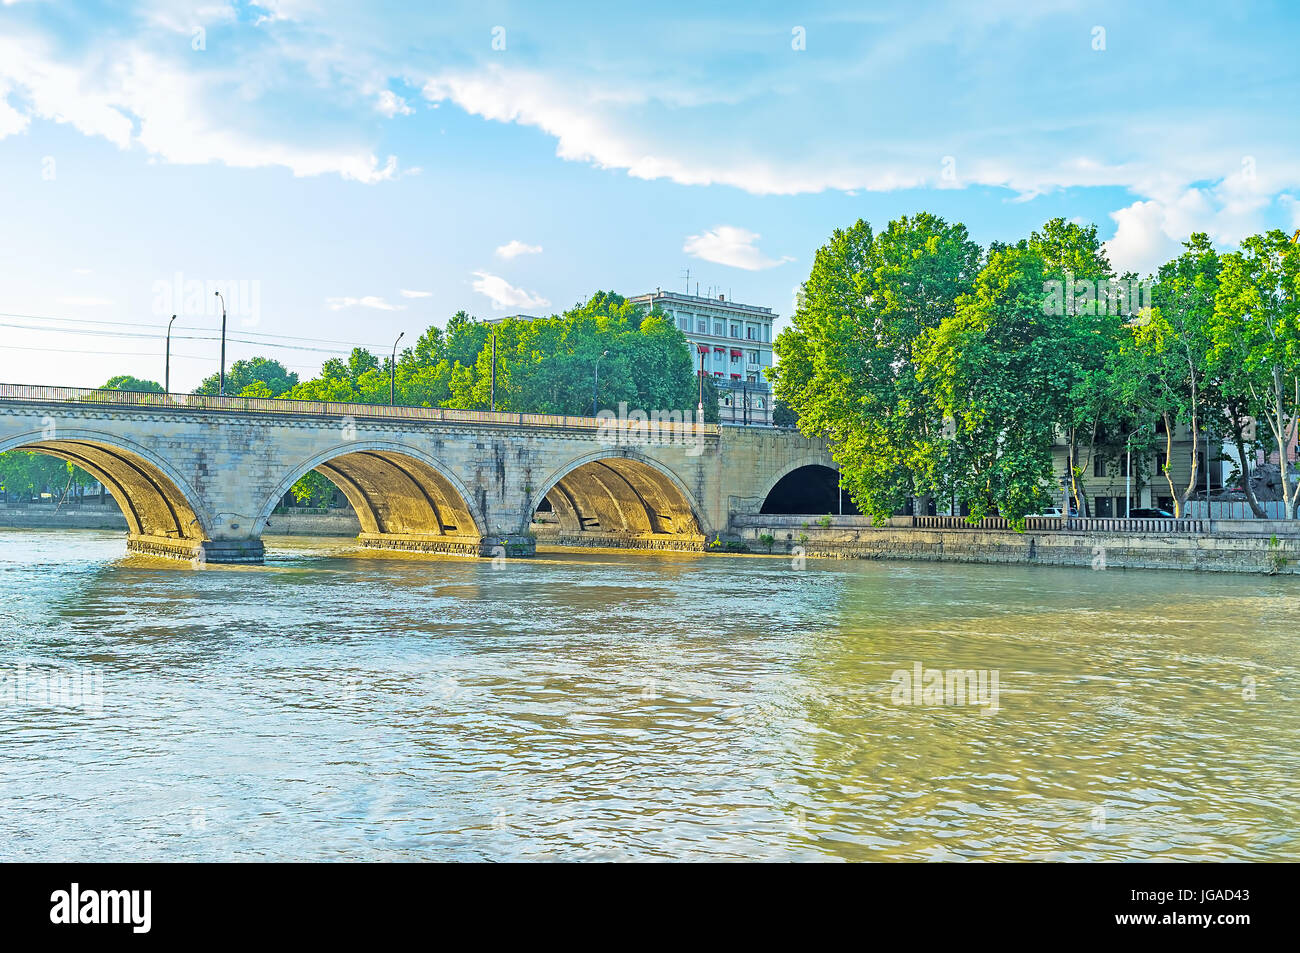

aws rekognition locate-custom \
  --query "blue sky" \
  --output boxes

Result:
[1,0,1298,390]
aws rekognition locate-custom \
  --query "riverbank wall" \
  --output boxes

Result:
[0,504,360,536]
[5,505,1298,574]
[729,515,1300,575]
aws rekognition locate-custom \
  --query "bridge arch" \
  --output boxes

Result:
[0,429,214,544]
[256,441,488,546]
[758,460,857,515]
[526,449,707,546]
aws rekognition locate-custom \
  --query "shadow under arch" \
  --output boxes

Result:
[0,429,213,556]
[527,450,707,550]
[258,441,490,556]
[759,463,857,515]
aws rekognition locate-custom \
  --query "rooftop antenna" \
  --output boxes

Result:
[681,268,691,294]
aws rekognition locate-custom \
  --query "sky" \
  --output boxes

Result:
[1,0,1298,391]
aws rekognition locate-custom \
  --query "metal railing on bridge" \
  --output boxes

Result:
[0,383,719,436]
[910,514,1205,533]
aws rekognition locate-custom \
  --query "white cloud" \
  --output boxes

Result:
[399,289,432,298]
[470,271,549,311]
[1104,172,1281,275]
[325,296,405,311]
[0,32,400,183]
[1104,201,1185,277]
[376,90,413,117]
[495,239,542,259]
[683,226,793,271]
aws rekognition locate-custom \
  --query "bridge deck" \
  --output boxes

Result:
[0,383,719,435]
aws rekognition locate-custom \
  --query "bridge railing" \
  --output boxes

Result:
[0,383,720,436]
[911,515,1203,533]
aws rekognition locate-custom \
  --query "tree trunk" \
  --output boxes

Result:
[1232,423,1267,518]
[1177,411,1200,519]
[1161,414,1181,517]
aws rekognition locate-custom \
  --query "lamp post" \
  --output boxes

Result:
[697,349,705,422]
[592,349,608,417]
[213,291,228,396]
[387,330,403,405]
[165,313,178,395]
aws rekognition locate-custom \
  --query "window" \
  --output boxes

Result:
[764,325,770,343]
[1093,455,1107,478]
[696,319,707,333]
[1114,496,1129,517]
[678,316,689,331]
[730,324,740,337]
[1095,496,1113,517]
[748,350,758,365]
[714,321,724,335]
[747,327,756,340]
[731,353,740,364]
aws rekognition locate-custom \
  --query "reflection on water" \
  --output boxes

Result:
[0,527,1296,861]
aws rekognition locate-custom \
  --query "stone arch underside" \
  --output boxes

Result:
[307,449,493,557]
[11,439,209,559]
[759,464,858,515]
[532,457,705,551]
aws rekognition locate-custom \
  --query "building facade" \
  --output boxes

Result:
[628,290,776,426]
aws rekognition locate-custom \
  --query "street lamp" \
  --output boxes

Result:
[697,349,706,422]
[213,291,228,396]
[165,313,178,395]
[592,349,608,417]
[390,331,404,406]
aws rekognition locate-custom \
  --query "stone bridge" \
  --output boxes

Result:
[0,384,838,563]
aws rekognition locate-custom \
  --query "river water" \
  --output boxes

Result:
[1,527,1296,861]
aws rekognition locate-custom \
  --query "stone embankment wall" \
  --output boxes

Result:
[731,515,1300,575]
[0,505,360,537]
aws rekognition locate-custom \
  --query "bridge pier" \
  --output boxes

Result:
[125,535,266,564]
[357,533,536,558]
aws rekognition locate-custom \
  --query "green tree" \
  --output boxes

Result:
[1211,229,1300,518]
[915,245,1080,525]
[101,375,163,393]
[195,357,298,397]
[772,214,981,521]
[1118,234,1222,517]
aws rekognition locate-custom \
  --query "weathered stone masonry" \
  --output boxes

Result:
[0,397,834,563]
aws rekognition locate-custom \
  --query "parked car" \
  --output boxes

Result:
[1127,507,1175,519]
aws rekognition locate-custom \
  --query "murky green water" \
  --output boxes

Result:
[0,527,1296,861]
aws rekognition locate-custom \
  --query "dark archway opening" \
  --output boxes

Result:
[760,465,859,515]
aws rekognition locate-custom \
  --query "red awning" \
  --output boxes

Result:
[731,373,741,379]
[697,345,708,353]
[713,346,725,352]
[730,348,742,357]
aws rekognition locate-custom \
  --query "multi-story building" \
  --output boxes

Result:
[627,289,776,426]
